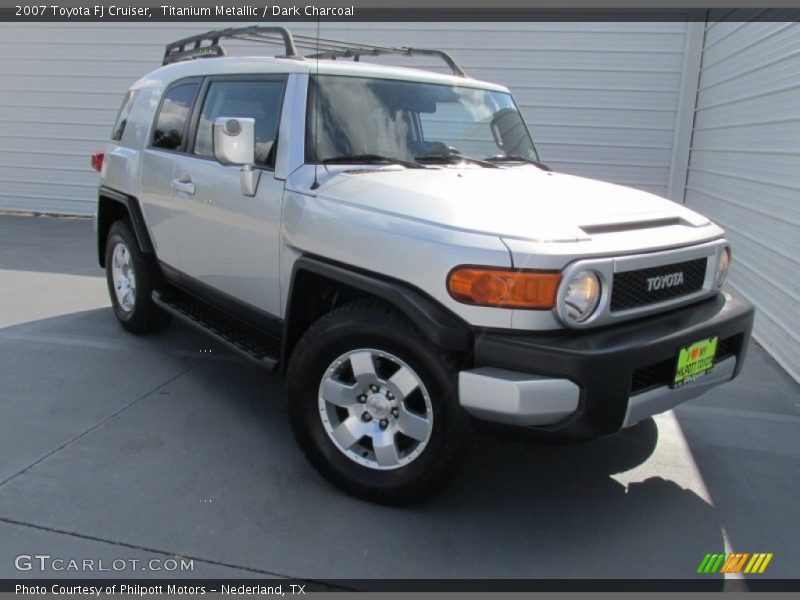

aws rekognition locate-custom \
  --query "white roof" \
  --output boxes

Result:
[132,56,509,93]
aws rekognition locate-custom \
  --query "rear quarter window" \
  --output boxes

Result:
[111,90,138,142]
[151,83,198,151]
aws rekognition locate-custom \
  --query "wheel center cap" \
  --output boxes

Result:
[366,394,391,419]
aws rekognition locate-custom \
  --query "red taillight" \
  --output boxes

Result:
[90,151,104,172]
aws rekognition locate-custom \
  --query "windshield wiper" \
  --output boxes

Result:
[484,154,551,171]
[322,154,425,169]
[415,152,499,168]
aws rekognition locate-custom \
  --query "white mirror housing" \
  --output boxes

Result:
[213,117,255,166]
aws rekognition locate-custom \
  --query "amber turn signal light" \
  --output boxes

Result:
[447,267,561,309]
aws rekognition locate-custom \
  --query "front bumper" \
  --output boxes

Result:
[458,292,754,438]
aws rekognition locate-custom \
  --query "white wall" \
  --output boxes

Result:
[0,20,690,215]
[684,16,800,381]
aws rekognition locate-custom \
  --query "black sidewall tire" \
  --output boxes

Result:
[106,228,135,324]
[104,220,170,333]
[287,304,468,503]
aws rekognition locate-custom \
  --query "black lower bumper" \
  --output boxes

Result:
[472,292,755,438]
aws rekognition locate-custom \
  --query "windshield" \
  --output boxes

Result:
[305,75,539,164]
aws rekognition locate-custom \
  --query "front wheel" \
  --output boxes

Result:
[285,300,470,504]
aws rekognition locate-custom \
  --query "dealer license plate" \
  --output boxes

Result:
[673,336,718,388]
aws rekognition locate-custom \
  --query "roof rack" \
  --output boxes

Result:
[162,26,468,78]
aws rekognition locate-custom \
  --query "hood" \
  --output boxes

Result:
[295,165,710,243]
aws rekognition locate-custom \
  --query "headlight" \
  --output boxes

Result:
[716,247,731,287]
[562,270,601,322]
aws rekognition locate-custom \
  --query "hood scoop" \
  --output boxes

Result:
[580,217,682,236]
[343,166,404,176]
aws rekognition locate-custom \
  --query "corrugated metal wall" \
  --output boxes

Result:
[684,16,800,381]
[0,21,690,215]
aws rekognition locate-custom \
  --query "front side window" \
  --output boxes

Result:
[194,79,285,167]
[111,90,138,142]
[306,75,538,164]
[151,83,197,150]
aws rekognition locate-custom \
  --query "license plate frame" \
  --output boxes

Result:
[672,336,719,389]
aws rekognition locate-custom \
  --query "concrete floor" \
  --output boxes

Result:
[0,213,798,582]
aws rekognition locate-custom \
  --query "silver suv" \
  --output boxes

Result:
[93,27,754,503]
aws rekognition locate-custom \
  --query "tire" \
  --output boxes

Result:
[285,299,471,504]
[104,220,171,334]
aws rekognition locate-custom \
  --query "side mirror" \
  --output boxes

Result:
[213,117,255,166]
[213,117,261,197]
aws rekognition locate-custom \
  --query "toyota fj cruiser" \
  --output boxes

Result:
[93,27,754,503]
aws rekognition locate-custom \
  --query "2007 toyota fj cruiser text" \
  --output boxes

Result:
[93,27,754,503]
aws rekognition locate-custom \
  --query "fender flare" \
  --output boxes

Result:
[282,255,474,366]
[96,186,154,266]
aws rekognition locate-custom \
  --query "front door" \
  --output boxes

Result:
[171,76,287,316]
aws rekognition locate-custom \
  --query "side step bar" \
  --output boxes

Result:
[152,290,280,370]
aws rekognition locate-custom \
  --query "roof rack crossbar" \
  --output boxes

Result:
[163,26,299,65]
[306,47,466,78]
[293,34,396,51]
[162,26,468,77]
[308,47,466,78]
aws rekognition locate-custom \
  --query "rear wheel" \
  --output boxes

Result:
[104,220,171,333]
[285,300,470,504]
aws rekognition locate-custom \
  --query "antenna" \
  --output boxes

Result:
[310,17,321,191]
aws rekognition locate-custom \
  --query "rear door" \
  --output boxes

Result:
[171,75,288,316]
[139,79,201,268]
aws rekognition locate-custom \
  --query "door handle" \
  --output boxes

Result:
[172,176,196,195]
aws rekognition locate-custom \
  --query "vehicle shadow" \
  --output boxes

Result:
[177,334,726,580]
[672,345,800,579]
[420,418,727,580]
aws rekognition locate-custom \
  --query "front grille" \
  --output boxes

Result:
[611,258,707,312]
[629,334,740,395]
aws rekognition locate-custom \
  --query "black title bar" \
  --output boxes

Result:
[2,1,800,22]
